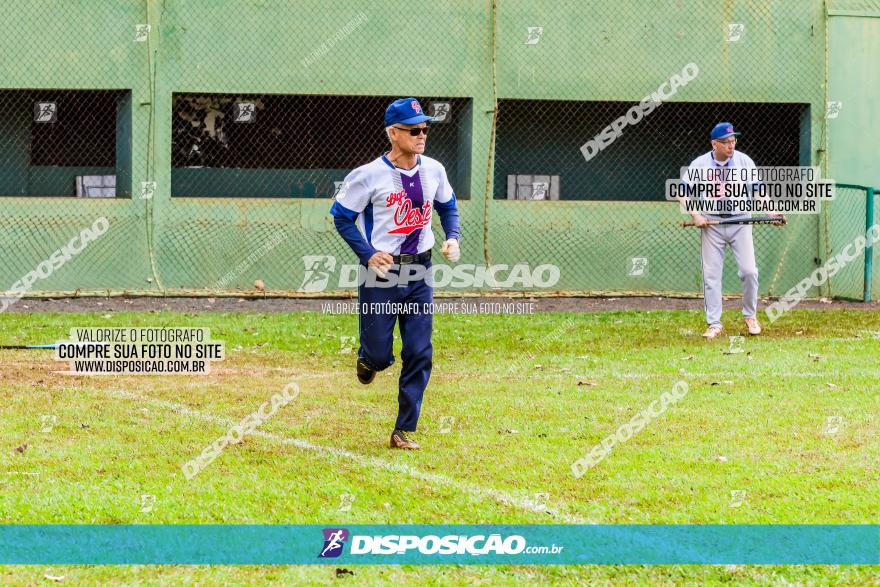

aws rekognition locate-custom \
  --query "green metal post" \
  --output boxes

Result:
[865,187,875,303]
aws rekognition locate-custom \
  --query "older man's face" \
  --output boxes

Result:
[712,136,736,159]
[390,123,428,154]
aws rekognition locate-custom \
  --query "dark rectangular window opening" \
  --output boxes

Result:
[494,100,809,200]
[0,89,131,197]
[171,94,473,199]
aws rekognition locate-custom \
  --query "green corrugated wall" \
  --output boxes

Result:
[0,0,876,297]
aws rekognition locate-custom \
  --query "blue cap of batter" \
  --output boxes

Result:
[384,98,433,126]
[710,122,741,141]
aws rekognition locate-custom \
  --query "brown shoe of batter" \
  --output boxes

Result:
[390,429,420,450]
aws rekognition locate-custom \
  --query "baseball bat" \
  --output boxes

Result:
[0,344,59,350]
[0,342,109,350]
[681,216,786,228]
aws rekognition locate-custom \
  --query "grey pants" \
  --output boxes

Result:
[700,223,758,327]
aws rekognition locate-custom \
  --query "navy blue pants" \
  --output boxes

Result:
[357,262,433,432]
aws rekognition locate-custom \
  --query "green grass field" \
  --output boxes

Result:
[1,307,879,585]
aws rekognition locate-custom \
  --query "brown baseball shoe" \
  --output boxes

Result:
[745,316,762,335]
[390,429,420,450]
[702,325,723,339]
[356,359,375,385]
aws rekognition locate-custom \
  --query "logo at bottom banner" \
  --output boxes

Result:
[320,528,535,557]
[319,528,349,558]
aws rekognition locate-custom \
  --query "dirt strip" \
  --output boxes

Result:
[5,296,878,313]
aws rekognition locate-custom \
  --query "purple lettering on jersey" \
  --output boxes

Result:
[389,171,430,254]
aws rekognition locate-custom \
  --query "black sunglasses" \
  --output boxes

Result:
[392,126,429,136]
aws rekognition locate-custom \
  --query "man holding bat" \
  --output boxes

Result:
[686,122,783,339]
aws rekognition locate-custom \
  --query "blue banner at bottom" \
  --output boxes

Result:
[0,525,877,565]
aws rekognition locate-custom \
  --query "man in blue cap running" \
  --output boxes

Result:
[330,97,462,450]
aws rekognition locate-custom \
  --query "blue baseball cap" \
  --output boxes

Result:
[710,122,741,141]
[384,97,433,126]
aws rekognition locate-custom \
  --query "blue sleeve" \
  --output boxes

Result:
[330,201,376,265]
[433,194,461,241]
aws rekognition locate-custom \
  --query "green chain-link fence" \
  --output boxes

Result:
[826,184,878,301]
[0,0,876,300]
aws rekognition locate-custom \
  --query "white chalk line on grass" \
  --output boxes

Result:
[99,390,712,562]
[100,388,589,524]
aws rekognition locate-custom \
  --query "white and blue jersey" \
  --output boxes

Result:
[330,154,461,264]
[687,149,757,176]
[686,150,758,219]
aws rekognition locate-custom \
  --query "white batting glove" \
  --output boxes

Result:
[441,239,460,263]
